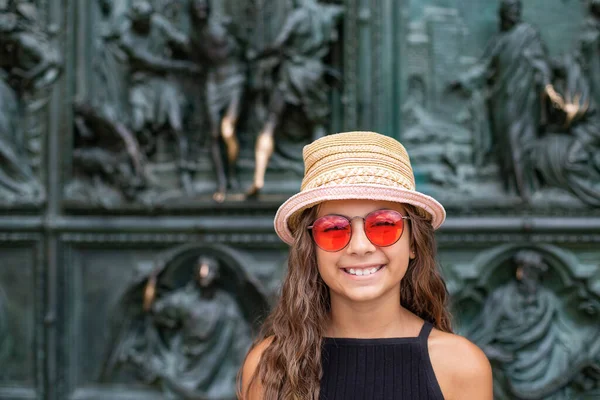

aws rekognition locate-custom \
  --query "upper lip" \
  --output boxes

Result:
[340,264,385,269]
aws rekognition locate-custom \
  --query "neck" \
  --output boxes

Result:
[501,19,519,31]
[326,288,416,338]
[133,23,150,34]
[200,286,215,298]
[193,17,208,26]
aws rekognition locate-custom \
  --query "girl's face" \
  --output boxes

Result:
[313,199,414,304]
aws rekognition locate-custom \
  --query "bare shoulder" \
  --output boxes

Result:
[240,336,274,400]
[242,336,273,374]
[427,329,493,400]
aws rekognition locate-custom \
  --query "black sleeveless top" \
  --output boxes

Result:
[320,322,444,400]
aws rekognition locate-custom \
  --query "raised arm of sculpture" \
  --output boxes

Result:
[119,35,200,76]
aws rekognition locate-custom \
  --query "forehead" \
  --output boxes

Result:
[132,1,151,11]
[501,0,521,9]
[317,199,406,217]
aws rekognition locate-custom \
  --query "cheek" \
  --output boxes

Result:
[386,248,409,267]
[316,249,340,282]
[316,249,334,270]
[383,239,412,275]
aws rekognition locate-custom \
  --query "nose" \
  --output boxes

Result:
[345,219,376,256]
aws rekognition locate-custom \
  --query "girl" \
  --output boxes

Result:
[239,131,492,399]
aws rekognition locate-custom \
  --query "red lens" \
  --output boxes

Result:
[311,215,351,251]
[364,210,405,247]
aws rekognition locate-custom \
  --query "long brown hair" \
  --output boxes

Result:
[239,204,452,399]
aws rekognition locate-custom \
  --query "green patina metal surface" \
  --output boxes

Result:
[0,0,599,399]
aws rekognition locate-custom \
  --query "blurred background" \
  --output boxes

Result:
[1,0,600,398]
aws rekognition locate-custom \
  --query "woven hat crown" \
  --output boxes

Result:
[274,131,446,244]
[300,131,416,192]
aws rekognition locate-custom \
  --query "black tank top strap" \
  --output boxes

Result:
[417,320,433,342]
[418,320,446,399]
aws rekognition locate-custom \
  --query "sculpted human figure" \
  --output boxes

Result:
[0,0,61,93]
[139,258,251,399]
[531,54,600,206]
[71,101,147,206]
[92,0,129,120]
[0,0,60,202]
[450,0,552,201]
[185,0,246,202]
[119,0,200,195]
[245,0,343,197]
[468,250,592,399]
[100,246,268,399]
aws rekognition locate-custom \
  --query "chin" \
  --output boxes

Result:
[339,285,391,303]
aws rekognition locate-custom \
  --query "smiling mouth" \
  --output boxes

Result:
[342,265,385,276]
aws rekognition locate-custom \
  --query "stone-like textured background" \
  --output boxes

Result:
[1,0,599,399]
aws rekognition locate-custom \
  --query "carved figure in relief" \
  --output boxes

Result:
[100,245,269,399]
[450,0,552,202]
[92,0,129,121]
[469,250,600,399]
[0,0,61,93]
[245,0,343,197]
[0,76,38,202]
[119,0,201,195]
[0,0,60,203]
[66,0,147,207]
[531,53,600,206]
[185,0,247,203]
[68,101,147,207]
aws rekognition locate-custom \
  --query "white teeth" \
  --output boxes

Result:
[345,265,383,276]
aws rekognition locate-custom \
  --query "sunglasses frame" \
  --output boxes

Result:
[307,209,410,252]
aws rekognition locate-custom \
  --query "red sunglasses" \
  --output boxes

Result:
[307,209,410,252]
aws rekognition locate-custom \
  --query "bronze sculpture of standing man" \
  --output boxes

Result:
[451,0,553,202]
[186,0,246,203]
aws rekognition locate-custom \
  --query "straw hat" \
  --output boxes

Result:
[274,131,446,245]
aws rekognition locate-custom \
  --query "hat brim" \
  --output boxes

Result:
[274,184,446,245]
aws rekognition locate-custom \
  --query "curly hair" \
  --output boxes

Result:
[239,204,452,399]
